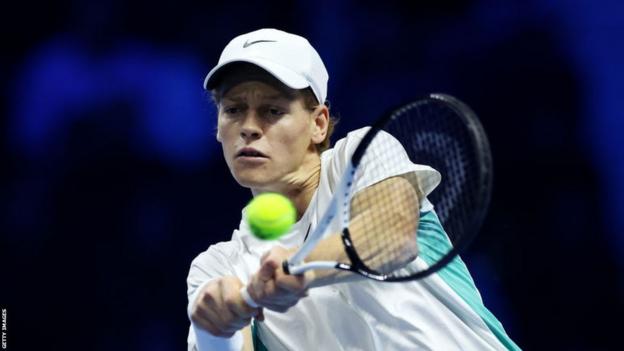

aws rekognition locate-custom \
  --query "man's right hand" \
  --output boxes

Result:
[190,276,263,337]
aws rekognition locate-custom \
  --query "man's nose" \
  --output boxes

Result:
[240,111,262,139]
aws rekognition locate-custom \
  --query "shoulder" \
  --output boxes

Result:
[325,127,370,159]
[320,127,370,184]
[324,126,408,165]
[323,125,423,179]
[323,126,442,207]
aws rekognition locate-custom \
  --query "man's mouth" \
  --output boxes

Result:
[236,148,268,158]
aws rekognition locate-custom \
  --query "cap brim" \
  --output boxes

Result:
[203,57,310,91]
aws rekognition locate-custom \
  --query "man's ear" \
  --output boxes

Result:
[215,108,223,142]
[311,105,329,145]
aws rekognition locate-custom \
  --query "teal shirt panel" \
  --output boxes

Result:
[417,210,521,351]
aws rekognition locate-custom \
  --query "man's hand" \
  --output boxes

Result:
[190,276,263,338]
[246,246,313,312]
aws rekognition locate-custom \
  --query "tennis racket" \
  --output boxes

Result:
[241,93,492,306]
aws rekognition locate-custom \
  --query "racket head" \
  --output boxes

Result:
[343,93,493,281]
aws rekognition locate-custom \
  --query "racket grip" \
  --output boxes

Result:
[282,260,291,274]
[240,286,259,308]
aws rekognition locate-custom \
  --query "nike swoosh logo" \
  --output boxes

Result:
[243,39,277,48]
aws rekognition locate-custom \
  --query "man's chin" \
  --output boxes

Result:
[234,175,275,190]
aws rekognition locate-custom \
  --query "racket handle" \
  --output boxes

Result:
[282,259,291,274]
[240,286,259,308]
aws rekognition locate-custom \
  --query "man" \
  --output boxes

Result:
[187,28,520,350]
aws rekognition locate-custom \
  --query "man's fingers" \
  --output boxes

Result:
[199,297,237,334]
[247,258,280,302]
[273,263,311,294]
[192,312,221,336]
[222,316,252,334]
[274,273,306,292]
[244,246,310,312]
[190,276,257,338]
[258,257,279,281]
[221,278,260,318]
[193,301,235,337]
[249,275,278,304]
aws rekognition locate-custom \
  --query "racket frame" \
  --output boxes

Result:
[282,93,492,282]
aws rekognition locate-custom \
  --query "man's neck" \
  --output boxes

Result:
[252,153,321,220]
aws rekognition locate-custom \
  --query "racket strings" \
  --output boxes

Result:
[345,97,491,279]
[388,101,480,247]
[348,176,419,274]
[346,122,423,275]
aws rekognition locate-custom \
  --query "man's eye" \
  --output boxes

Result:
[268,108,285,116]
[224,106,241,114]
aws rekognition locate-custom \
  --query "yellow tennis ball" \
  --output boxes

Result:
[246,193,296,240]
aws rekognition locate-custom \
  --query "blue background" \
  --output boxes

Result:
[2,0,623,350]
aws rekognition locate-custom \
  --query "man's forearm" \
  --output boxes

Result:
[306,177,420,287]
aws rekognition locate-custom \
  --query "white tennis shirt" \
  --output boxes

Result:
[187,128,515,351]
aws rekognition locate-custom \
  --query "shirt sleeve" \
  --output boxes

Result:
[327,127,441,211]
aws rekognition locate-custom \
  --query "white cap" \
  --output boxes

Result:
[203,28,329,104]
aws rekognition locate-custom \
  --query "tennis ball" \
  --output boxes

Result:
[246,193,296,240]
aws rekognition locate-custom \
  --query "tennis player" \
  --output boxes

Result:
[187,28,520,351]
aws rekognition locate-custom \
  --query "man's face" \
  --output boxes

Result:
[216,81,321,191]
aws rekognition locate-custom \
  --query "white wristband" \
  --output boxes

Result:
[240,286,259,308]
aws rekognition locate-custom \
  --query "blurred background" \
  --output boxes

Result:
[2,0,623,350]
